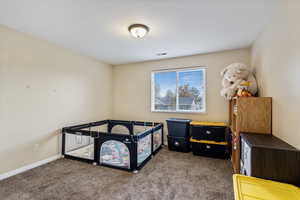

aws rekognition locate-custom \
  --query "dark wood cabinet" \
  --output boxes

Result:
[240,133,300,186]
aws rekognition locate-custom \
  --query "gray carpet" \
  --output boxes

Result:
[0,148,234,200]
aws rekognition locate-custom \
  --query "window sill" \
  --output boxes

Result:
[151,110,207,115]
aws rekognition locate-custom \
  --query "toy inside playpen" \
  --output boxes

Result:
[62,120,163,172]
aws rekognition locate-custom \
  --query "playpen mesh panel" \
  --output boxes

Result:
[64,133,94,160]
[81,124,108,132]
[134,125,152,134]
[137,134,152,166]
[100,140,130,169]
[111,125,130,134]
[109,124,153,135]
[153,129,162,151]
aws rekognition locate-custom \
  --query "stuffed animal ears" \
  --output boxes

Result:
[236,68,249,74]
[220,68,228,77]
[221,63,249,77]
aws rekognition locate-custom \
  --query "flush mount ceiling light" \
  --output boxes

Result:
[157,52,168,56]
[128,24,149,38]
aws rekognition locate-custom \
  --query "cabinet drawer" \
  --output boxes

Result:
[191,142,228,158]
[191,126,226,142]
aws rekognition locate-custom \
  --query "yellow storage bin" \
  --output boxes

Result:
[190,138,228,146]
[190,121,228,142]
[233,174,300,200]
[190,121,227,127]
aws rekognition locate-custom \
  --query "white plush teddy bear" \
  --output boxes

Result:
[220,63,258,100]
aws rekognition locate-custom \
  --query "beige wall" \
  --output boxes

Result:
[112,48,251,133]
[251,0,300,149]
[0,25,112,174]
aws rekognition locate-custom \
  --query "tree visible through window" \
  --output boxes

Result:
[151,68,206,113]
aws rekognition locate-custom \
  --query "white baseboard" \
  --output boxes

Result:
[0,154,61,181]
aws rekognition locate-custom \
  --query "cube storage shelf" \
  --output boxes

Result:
[62,120,164,172]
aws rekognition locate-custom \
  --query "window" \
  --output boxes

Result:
[151,67,206,113]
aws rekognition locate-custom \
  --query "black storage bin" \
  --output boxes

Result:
[167,136,190,152]
[192,142,228,159]
[166,118,191,138]
[191,125,227,142]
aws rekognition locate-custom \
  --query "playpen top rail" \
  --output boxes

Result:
[63,120,108,130]
[62,120,163,139]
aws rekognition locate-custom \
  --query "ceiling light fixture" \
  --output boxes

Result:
[157,52,168,56]
[128,24,149,38]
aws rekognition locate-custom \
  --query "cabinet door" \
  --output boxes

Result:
[237,97,272,134]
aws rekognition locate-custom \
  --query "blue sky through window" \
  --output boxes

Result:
[154,71,176,97]
[178,70,203,88]
[154,70,204,96]
[152,68,206,112]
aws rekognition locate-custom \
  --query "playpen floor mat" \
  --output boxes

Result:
[66,144,94,160]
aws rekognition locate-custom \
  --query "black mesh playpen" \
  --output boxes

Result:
[62,120,164,172]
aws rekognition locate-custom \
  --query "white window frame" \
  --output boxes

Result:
[151,67,207,114]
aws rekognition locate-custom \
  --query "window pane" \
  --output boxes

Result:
[154,71,176,111]
[178,70,204,111]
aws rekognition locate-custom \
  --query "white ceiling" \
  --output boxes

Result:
[0,0,278,65]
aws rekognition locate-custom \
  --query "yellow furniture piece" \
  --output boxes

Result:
[190,121,227,127]
[233,174,300,200]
